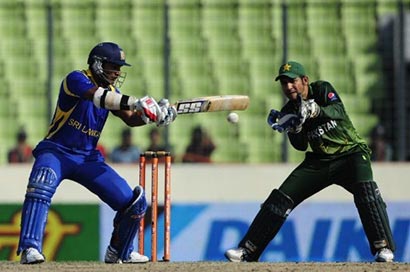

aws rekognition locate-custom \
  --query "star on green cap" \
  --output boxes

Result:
[275,61,306,81]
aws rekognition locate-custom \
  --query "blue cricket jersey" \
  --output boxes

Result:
[39,69,118,154]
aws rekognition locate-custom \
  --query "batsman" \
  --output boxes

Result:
[225,61,395,262]
[17,42,177,264]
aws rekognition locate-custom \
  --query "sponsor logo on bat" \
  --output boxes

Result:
[176,100,209,113]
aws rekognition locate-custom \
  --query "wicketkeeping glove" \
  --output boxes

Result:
[298,94,320,124]
[156,98,177,127]
[267,109,302,133]
[134,96,162,124]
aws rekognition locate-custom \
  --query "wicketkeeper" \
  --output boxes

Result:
[17,42,177,264]
[225,61,395,262]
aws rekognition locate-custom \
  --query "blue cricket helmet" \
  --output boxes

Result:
[87,42,131,67]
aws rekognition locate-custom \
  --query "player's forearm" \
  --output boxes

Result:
[112,110,147,127]
[123,114,147,127]
[288,133,308,151]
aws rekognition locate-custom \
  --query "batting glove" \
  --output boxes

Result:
[134,96,162,124]
[157,98,177,127]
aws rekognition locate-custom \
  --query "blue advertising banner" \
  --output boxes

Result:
[99,202,410,262]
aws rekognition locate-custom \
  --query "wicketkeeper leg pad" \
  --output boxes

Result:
[17,167,57,255]
[109,186,147,261]
[239,189,294,261]
[352,181,395,255]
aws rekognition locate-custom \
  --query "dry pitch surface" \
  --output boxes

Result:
[0,261,409,272]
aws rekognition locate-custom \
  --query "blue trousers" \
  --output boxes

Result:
[31,144,134,210]
[18,142,135,254]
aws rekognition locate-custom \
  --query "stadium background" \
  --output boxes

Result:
[0,0,409,163]
[0,0,410,264]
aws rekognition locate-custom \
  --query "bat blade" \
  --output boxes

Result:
[174,95,250,114]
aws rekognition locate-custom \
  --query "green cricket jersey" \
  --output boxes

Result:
[281,80,371,160]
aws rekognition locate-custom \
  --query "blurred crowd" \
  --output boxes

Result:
[8,122,394,164]
[8,126,216,164]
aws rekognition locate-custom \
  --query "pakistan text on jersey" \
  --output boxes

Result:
[68,118,101,137]
[307,120,338,140]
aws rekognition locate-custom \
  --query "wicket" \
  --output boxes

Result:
[138,151,171,262]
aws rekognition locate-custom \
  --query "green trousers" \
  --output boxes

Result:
[279,151,373,207]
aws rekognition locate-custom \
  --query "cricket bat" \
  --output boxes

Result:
[174,95,250,114]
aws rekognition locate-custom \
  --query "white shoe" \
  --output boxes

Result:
[20,248,45,264]
[104,246,149,263]
[375,248,394,262]
[125,251,150,263]
[225,247,247,262]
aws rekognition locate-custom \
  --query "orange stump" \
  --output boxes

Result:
[138,151,171,262]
